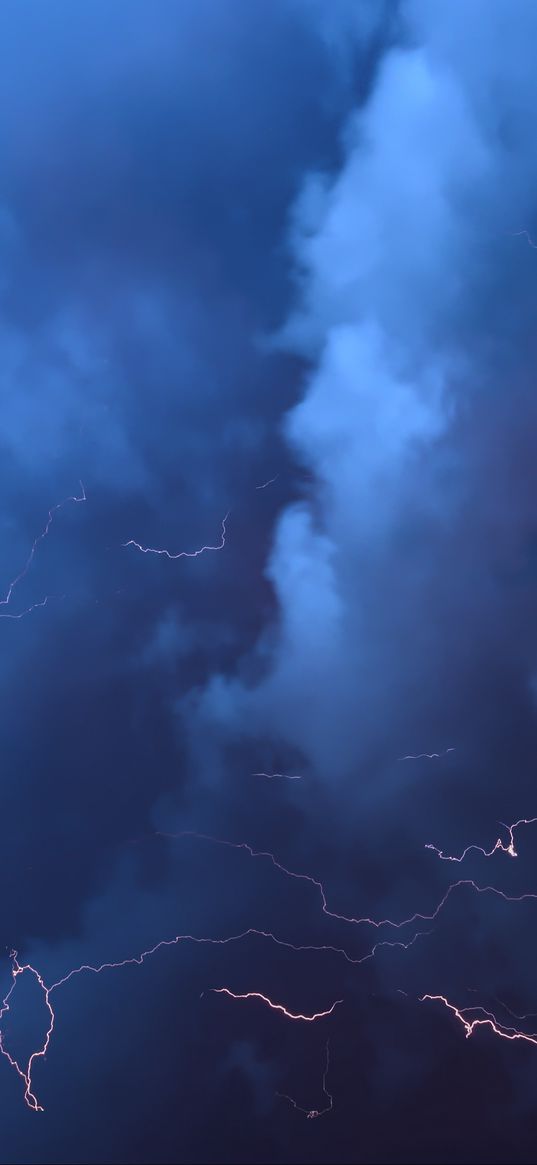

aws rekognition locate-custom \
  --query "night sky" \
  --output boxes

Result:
[4,2,537,1162]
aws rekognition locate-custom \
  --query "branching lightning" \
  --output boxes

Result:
[5,490,537,1117]
[425,816,537,863]
[0,928,343,1111]
[277,1038,333,1119]
[0,483,86,620]
[165,830,537,931]
[420,994,537,1046]
[6,803,537,1113]
[0,903,435,1112]
[2,912,405,1112]
[0,953,55,1112]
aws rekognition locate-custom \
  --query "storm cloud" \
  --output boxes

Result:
[3,3,537,1163]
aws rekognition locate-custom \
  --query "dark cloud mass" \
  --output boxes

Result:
[3,1,537,1162]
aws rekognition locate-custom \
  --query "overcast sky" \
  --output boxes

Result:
[3,3,537,1162]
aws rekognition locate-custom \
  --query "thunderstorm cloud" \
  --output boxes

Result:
[2,3,537,1163]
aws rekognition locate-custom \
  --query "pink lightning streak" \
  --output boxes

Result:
[425,816,537,862]
[277,1038,333,1119]
[420,994,537,1046]
[122,512,228,559]
[210,988,341,1022]
[5,828,537,1112]
[164,830,537,930]
[0,953,55,1112]
[0,916,433,1112]
[0,482,86,620]
[463,988,537,1024]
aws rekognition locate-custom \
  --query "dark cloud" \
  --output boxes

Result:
[4,2,537,1163]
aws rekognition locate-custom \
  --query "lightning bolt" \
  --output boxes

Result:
[0,482,86,620]
[252,772,304,781]
[420,994,537,1046]
[425,816,537,862]
[398,748,455,761]
[494,998,537,1022]
[0,953,55,1112]
[210,988,341,1022]
[4,822,537,1112]
[122,513,228,559]
[1,915,420,1112]
[511,229,537,249]
[277,1038,334,1119]
[4,816,533,1113]
[166,830,537,931]
[255,475,279,490]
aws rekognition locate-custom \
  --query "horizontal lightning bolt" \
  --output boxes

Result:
[420,994,537,1045]
[210,988,342,1022]
[1,915,421,1112]
[398,748,455,761]
[122,513,228,559]
[168,831,537,930]
[5,815,537,1110]
[252,772,304,781]
[425,816,537,862]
